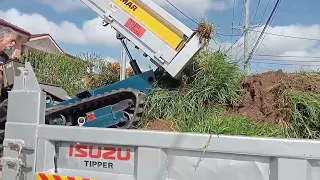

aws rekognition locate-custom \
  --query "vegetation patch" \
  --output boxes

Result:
[288,90,320,139]
[20,49,320,139]
[196,20,216,46]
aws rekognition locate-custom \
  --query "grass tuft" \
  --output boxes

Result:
[288,90,320,139]
[141,50,287,136]
[186,51,244,106]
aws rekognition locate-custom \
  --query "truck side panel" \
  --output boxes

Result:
[32,125,320,180]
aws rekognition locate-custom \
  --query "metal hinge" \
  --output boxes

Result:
[103,11,114,24]
[3,139,25,151]
[1,157,25,168]
[1,139,26,178]
[154,50,164,63]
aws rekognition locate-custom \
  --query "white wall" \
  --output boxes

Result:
[24,38,62,54]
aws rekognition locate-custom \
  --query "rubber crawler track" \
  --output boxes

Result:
[0,88,146,152]
[45,88,147,128]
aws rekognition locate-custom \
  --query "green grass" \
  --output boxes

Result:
[187,113,289,137]
[185,51,244,106]
[21,52,90,95]
[288,90,320,139]
[21,51,122,96]
[23,50,320,139]
[141,50,289,137]
[141,88,288,137]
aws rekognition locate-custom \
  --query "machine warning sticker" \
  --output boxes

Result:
[124,18,146,38]
[68,144,133,170]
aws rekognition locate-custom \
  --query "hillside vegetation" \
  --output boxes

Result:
[20,50,320,139]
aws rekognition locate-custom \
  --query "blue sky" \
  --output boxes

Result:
[1,0,320,73]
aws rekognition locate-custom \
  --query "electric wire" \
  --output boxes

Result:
[252,0,261,23]
[253,58,320,63]
[255,54,320,59]
[251,61,320,66]
[231,0,236,52]
[164,0,198,24]
[259,0,271,25]
[247,0,281,61]
[249,30,320,41]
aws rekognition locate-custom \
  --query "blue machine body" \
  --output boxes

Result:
[46,70,155,128]
[82,105,125,127]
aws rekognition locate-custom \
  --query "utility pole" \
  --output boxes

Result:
[243,0,250,73]
[232,0,252,73]
[120,39,127,80]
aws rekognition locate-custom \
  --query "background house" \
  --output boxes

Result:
[0,18,73,58]
[24,33,64,54]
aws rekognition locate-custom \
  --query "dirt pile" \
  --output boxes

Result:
[145,119,178,131]
[230,70,320,123]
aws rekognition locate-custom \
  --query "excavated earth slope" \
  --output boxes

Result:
[145,70,320,131]
[231,70,320,123]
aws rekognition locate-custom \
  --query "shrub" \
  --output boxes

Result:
[21,52,90,95]
[186,50,243,106]
[21,51,134,96]
[288,90,320,139]
[142,50,245,133]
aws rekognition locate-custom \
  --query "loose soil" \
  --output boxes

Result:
[196,21,216,45]
[230,70,320,123]
[145,119,178,131]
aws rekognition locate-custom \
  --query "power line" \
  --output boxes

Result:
[237,32,260,61]
[255,54,320,59]
[251,2,281,56]
[251,61,320,66]
[253,58,320,63]
[165,0,198,24]
[252,0,261,23]
[249,29,320,41]
[247,0,281,61]
[231,0,236,53]
[164,0,246,54]
[217,33,239,36]
[226,31,246,53]
[164,0,224,42]
[218,33,241,36]
[165,0,315,62]
[218,30,320,41]
[239,0,244,26]
[259,0,271,24]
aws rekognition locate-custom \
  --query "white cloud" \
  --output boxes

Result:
[104,56,118,63]
[0,8,119,47]
[249,25,320,56]
[40,0,237,17]
[152,0,237,17]
[209,24,320,72]
[39,0,86,12]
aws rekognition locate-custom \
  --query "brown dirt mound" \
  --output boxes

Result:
[145,119,178,131]
[230,70,320,123]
